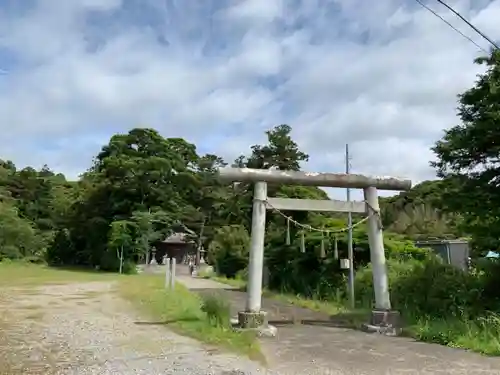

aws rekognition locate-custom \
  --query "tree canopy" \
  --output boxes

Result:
[432,50,500,254]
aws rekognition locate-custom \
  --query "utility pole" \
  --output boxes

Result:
[346,144,355,309]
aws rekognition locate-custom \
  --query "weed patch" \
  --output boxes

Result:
[201,294,232,328]
[405,313,500,356]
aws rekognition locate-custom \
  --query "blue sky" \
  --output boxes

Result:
[0,0,499,199]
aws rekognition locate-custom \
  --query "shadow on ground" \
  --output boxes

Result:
[134,317,201,326]
[268,311,368,329]
[48,265,121,276]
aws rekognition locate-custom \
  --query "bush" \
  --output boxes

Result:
[354,258,482,318]
[122,260,137,274]
[394,259,481,318]
[201,294,231,328]
[98,249,121,272]
[353,258,421,308]
[0,202,47,261]
[208,225,250,278]
[475,259,500,311]
[384,234,435,262]
[235,267,248,281]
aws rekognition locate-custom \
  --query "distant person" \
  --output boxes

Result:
[188,259,194,276]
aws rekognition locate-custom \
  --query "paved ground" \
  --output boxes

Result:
[177,268,500,375]
[0,280,264,375]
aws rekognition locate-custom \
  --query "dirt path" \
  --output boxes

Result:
[0,281,265,375]
[178,272,500,375]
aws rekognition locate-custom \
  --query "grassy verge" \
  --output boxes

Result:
[118,273,263,362]
[211,275,246,289]
[0,260,118,287]
[403,313,500,356]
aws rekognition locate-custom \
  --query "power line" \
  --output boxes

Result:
[435,0,499,50]
[414,0,488,53]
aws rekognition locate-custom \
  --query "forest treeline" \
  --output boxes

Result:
[0,123,460,271]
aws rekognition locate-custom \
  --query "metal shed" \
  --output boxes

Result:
[414,239,469,271]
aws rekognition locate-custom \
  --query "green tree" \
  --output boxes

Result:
[229,124,314,230]
[185,154,230,251]
[0,201,45,261]
[52,128,198,269]
[108,220,133,274]
[131,209,171,264]
[432,50,500,254]
[242,124,309,171]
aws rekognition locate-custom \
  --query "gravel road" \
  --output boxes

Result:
[0,281,268,375]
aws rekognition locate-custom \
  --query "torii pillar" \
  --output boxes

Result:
[218,168,411,335]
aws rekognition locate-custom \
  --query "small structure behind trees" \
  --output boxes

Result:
[154,232,196,265]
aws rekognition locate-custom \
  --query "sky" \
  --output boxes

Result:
[0,0,499,199]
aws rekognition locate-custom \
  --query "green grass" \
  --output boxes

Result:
[404,313,500,356]
[211,275,246,289]
[118,273,263,362]
[0,260,118,287]
[269,290,345,314]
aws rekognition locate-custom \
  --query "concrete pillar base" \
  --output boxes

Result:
[361,309,402,336]
[238,311,268,328]
[232,311,276,337]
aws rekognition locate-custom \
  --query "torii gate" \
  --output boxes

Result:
[218,167,411,334]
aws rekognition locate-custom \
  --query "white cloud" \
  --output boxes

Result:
[0,0,499,200]
[224,0,284,22]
